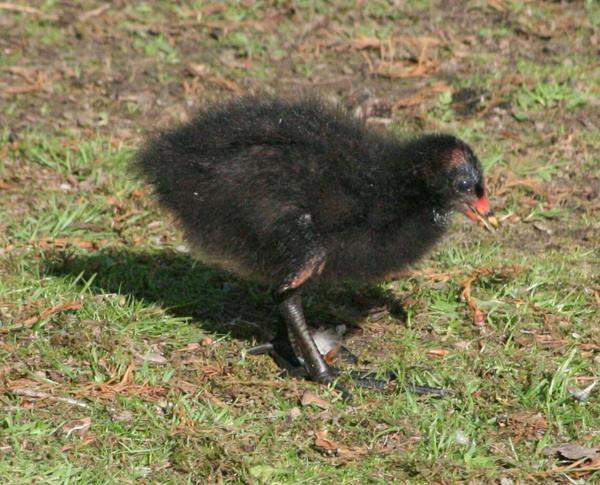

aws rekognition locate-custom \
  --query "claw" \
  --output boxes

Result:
[334,382,353,402]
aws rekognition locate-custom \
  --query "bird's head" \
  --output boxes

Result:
[443,140,491,224]
[406,134,493,227]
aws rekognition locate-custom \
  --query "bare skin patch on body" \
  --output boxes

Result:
[289,253,326,289]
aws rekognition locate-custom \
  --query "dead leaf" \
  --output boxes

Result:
[487,0,508,12]
[61,432,97,452]
[3,67,54,94]
[473,309,486,327]
[348,36,386,50]
[301,390,330,410]
[314,429,338,451]
[187,63,210,77]
[107,407,134,422]
[532,222,553,235]
[0,2,57,19]
[372,60,437,79]
[287,407,302,420]
[1,301,82,334]
[427,349,449,358]
[533,334,569,347]
[393,81,451,109]
[187,63,243,95]
[135,350,168,365]
[31,237,100,251]
[78,4,110,22]
[200,364,225,378]
[175,342,200,352]
[314,429,368,459]
[11,387,89,408]
[516,15,555,39]
[501,411,548,443]
[62,417,92,438]
[544,443,600,461]
[461,266,521,329]
[201,336,214,346]
[589,454,600,469]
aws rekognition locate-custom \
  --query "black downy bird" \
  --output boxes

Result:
[135,96,492,398]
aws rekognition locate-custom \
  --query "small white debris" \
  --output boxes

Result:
[532,222,553,235]
[147,220,162,229]
[287,407,302,420]
[312,327,341,356]
[150,236,163,246]
[569,381,598,402]
[454,430,471,446]
[137,350,167,365]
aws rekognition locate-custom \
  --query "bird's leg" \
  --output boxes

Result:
[246,332,451,396]
[247,213,448,399]
[244,316,307,377]
[258,212,352,398]
[274,290,336,384]
[276,286,386,393]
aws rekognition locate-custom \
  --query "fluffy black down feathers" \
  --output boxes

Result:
[135,96,476,284]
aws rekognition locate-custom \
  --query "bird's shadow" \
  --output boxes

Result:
[44,249,407,344]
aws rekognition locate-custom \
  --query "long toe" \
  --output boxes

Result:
[347,369,453,396]
[333,382,353,402]
[347,370,394,391]
[403,383,453,398]
[337,345,359,365]
[243,343,274,356]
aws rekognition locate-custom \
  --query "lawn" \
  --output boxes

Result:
[0,1,599,483]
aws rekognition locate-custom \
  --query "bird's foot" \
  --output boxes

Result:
[243,344,452,399]
[244,343,352,400]
[309,366,352,402]
[346,369,453,397]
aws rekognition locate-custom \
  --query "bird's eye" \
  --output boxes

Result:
[456,179,473,193]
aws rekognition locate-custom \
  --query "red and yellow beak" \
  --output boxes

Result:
[462,193,498,230]
[463,193,490,222]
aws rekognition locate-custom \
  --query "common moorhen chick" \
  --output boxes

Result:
[135,96,491,398]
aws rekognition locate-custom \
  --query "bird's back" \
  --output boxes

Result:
[135,97,445,283]
[135,97,382,278]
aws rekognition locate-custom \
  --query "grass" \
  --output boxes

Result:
[1,1,599,483]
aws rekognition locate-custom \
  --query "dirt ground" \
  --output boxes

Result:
[1,1,599,483]
[2,1,599,239]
